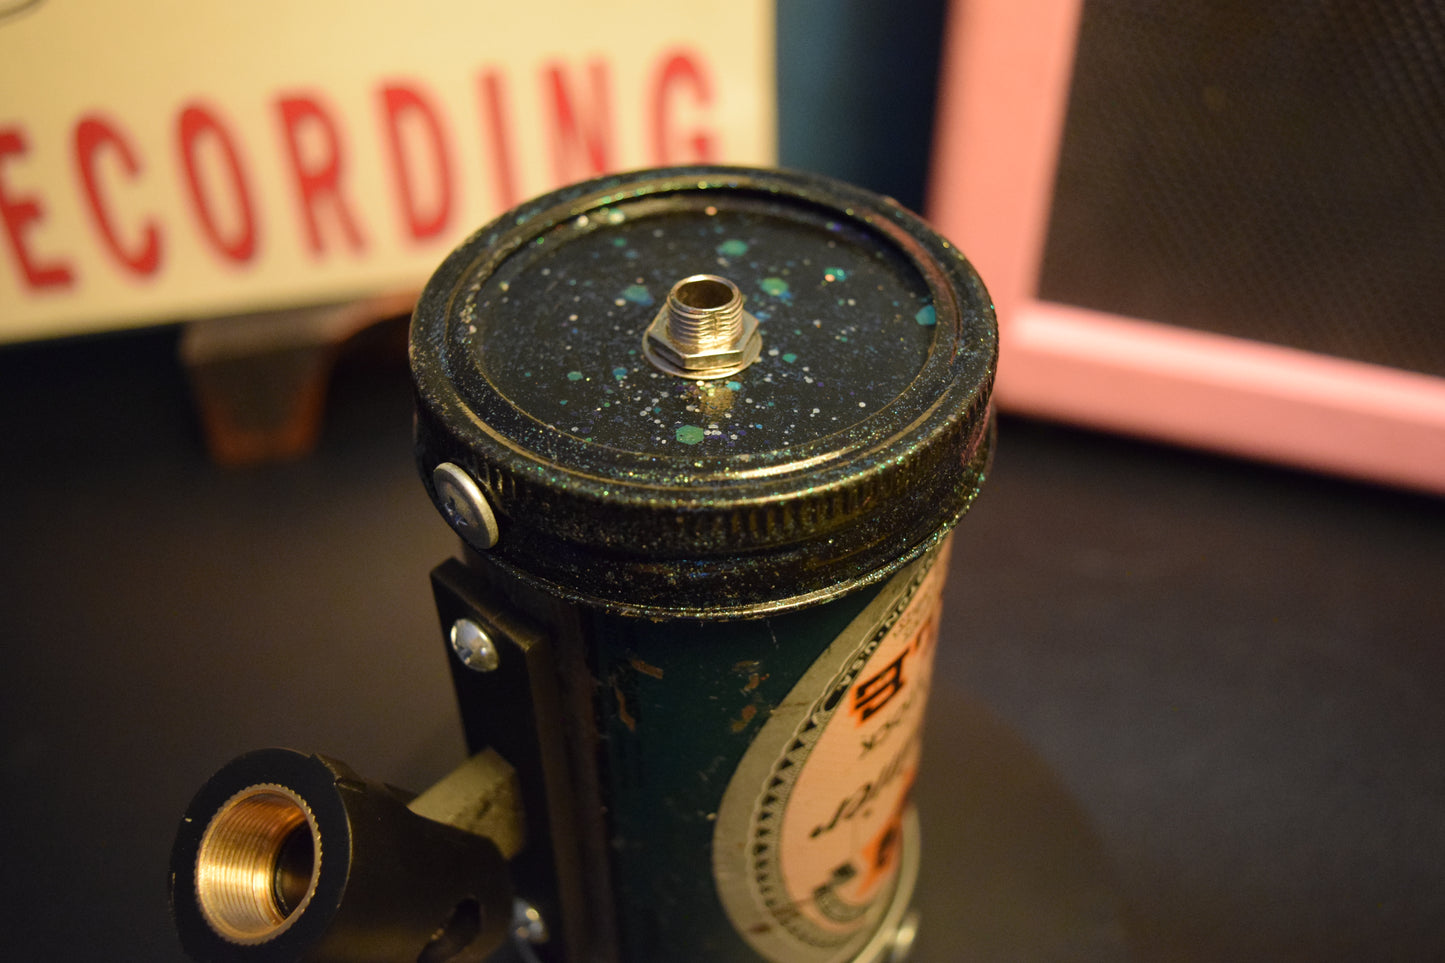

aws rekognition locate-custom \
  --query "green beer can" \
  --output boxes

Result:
[410,166,996,963]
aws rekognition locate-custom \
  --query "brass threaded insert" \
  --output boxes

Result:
[194,785,321,945]
[666,275,744,351]
[643,273,761,379]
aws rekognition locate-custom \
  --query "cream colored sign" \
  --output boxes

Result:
[713,540,949,963]
[0,0,775,343]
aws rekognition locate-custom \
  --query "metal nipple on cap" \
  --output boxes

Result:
[642,274,762,379]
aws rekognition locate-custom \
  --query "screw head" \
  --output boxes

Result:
[511,898,548,944]
[450,619,500,672]
[432,462,499,549]
[888,908,921,962]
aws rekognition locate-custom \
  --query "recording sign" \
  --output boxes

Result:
[0,0,775,343]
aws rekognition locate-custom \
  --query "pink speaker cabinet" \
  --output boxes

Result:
[929,0,1445,494]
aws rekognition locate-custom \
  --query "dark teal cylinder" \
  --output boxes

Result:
[411,167,996,962]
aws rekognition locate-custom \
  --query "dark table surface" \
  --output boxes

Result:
[2,325,1441,961]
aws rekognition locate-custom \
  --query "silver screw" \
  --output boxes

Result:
[888,908,921,962]
[450,619,499,672]
[643,274,762,379]
[512,898,548,944]
[432,462,500,549]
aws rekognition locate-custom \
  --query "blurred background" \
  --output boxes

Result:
[2,1,1442,960]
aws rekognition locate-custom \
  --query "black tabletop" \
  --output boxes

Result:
[2,325,1440,961]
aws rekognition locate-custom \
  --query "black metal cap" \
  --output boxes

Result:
[411,166,996,618]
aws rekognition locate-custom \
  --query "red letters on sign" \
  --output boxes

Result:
[0,126,75,291]
[379,81,455,242]
[276,93,367,257]
[545,60,613,184]
[478,69,520,211]
[74,114,162,278]
[5,49,732,306]
[651,50,717,165]
[177,103,259,265]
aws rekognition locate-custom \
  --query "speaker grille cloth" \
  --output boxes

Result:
[1038,0,1445,378]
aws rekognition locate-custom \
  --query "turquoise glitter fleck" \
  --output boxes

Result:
[621,284,653,306]
[758,277,791,300]
[675,425,706,445]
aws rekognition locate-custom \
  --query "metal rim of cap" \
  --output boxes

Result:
[410,166,997,619]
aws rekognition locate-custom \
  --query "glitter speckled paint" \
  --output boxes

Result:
[410,167,996,963]
[413,167,995,619]
[465,199,934,453]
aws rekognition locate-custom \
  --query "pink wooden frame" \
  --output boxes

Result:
[928,0,1445,494]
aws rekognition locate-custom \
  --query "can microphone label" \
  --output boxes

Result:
[712,539,949,962]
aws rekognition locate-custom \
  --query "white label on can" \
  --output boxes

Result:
[712,540,949,963]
